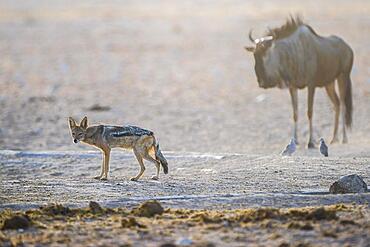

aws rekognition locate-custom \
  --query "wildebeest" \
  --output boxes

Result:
[245,17,353,148]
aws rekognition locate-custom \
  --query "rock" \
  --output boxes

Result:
[40,204,70,216]
[2,215,31,230]
[160,243,177,247]
[87,104,110,112]
[132,200,164,217]
[287,222,313,230]
[306,207,337,220]
[329,174,368,194]
[195,242,216,247]
[175,238,193,246]
[89,201,103,214]
[121,217,145,228]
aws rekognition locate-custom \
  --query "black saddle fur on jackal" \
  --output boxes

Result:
[110,125,154,137]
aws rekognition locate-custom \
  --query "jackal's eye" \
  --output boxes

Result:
[77,133,84,138]
[72,132,76,136]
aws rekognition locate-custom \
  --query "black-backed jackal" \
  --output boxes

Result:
[68,116,168,181]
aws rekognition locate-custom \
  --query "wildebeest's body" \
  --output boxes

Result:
[246,17,353,147]
[265,26,353,88]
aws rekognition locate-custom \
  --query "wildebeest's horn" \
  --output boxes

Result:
[248,30,255,43]
[264,36,274,41]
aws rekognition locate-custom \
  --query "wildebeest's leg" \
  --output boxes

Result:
[131,147,146,181]
[307,86,316,148]
[289,87,298,143]
[325,82,340,143]
[337,75,349,143]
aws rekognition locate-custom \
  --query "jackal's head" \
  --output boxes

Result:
[68,116,88,143]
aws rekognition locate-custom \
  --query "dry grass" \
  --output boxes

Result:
[1,202,369,246]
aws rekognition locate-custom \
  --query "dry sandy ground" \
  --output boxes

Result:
[1,150,369,245]
[1,0,370,246]
[1,150,370,210]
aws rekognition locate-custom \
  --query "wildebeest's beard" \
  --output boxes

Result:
[253,52,278,89]
[247,30,280,88]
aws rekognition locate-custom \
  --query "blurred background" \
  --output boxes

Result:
[0,0,369,154]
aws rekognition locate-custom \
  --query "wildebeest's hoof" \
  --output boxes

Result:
[342,137,348,144]
[100,177,108,181]
[94,175,102,180]
[330,137,339,144]
[307,142,315,149]
[151,176,159,180]
[130,177,138,182]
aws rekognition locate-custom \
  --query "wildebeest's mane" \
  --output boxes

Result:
[266,16,318,40]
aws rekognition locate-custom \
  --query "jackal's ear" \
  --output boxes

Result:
[68,117,77,129]
[80,116,88,129]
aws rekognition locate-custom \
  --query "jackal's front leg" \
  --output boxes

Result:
[94,148,110,180]
[100,148,111,180]
[94,151,105,179]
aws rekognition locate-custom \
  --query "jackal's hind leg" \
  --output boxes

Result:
[142,152,161,180]
[130,148,145,181]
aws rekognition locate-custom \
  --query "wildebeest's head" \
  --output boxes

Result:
[245,30,278,89]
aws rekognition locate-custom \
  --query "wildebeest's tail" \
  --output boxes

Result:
[341,45,354,129]
[154,143,168,174]
[344,73,353,128]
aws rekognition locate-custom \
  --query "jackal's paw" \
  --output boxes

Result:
[94,175,102,180]
[130,177,138,182]
[151,176,159,180]
[100,177,108,181]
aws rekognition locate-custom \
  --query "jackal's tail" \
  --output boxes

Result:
[154,143,168,174]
